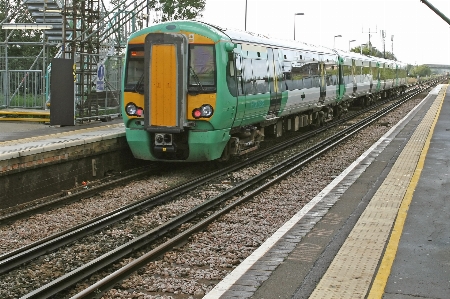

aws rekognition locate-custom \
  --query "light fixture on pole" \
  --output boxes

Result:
[349,39,356,51]
[333,35,342,48]
[294,13,304,40]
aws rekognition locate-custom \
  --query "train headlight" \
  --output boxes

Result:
[126,103,137,115]
[201,104,213,118]
[125,102,144,117]
[192,104,214,119]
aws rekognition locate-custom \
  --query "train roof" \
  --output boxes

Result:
[218,26,335,55]
[132,20,408,67]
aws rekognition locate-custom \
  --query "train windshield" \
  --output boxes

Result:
[188,45,216,92]
[124,47,144,93]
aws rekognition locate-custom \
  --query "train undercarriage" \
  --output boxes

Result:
[219,86,406,161]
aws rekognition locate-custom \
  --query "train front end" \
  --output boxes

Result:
[122,22,233,162]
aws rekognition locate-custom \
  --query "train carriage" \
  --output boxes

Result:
[122,20,407,162]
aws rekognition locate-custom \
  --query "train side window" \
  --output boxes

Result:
[343,65,352,84]
[326,64,338,86]
[252,58,269,94]
[372,66,379,81]
[380,64,386,81]
[282,49,295,91]
[268,49,286,92]
[242,57,255,95]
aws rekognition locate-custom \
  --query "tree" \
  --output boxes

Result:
[158,0,206,22]
[351,43,397,60]
[409,65,431,77]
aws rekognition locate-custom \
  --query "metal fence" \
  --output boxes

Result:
[0,70,45,109]
[73,55,123,121]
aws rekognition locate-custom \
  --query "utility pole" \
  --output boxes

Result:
[362,26,377,55]
[391,35,394,59]
[381,30,386,59]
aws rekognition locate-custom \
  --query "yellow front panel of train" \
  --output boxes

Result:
[150,44,177,127]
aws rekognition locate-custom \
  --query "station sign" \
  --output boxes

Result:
[96,63,105,92]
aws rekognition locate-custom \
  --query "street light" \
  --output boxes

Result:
[245,0,247,31]
[294,13,304,40]
[391,35,394,57]
[333,35,342,48]
[349,39,356,51]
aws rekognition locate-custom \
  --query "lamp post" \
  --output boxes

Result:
[391,35,394,58]
[245,0,247,31]
[349,39,356,51]
[294,13,304,40]
[333,35,342,48]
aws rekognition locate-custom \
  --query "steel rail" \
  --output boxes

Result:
[0,166,157,225]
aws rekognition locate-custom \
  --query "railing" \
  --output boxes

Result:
[0,70,45,109]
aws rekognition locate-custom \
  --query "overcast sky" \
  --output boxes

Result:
[199,0,450,66]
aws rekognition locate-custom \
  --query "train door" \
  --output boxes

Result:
[267,48,283,118]
[337,56,345,100]
[232,47,245,127]
[319,56,326,101]
[144,33,188,133]
[352,59,357,93]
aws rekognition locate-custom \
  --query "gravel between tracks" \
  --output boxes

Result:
[0,95,425,298]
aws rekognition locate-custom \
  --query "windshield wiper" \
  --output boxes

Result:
[189,66,204,92]
[134,73,145,94]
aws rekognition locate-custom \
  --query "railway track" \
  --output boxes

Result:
[0,166,160,225]
[0,81,439,298]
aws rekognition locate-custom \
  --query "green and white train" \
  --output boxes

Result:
[122,20,407,162]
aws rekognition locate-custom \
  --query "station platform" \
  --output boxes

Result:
[0,117,125,162]
[204,84,450,299]
[0,117,132,209]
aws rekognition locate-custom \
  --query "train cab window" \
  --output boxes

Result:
[124,47,144,92]
[188,45,216,92]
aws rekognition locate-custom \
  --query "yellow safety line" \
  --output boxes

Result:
[0,118,50,122]
[367,85,447,298]
[0,111,50,116]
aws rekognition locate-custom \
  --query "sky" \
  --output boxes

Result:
[199,0,450,66]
